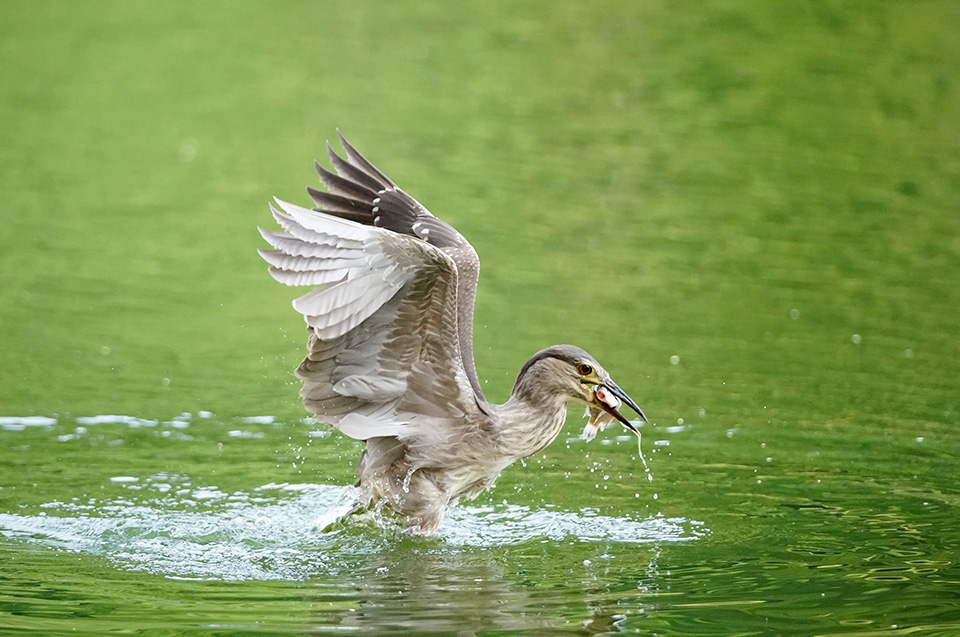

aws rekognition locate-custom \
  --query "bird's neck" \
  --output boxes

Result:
[493,386,570,459]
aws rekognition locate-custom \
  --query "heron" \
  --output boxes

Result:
[258,134,648,535]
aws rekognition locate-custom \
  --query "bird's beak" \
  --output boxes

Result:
[601,379,647,433]
[583,378,647,439]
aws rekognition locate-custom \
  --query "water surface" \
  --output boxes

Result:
[2,411,957,634]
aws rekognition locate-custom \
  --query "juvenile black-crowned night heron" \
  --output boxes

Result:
[259,134,647,535]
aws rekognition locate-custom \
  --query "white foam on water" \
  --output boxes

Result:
[75,415,158,426]
[241,416,275,425]
[0,416,58,428]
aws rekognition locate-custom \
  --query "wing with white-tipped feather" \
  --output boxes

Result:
[259,199,481,441]
[308,134,486,401]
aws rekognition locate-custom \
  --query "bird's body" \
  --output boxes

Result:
[260,135,646,535]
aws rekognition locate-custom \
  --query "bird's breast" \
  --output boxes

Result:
[428,455,515,502]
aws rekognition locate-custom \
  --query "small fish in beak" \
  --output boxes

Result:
[581,380,647,441]
[580,380,652,476]
[581,386,620,441]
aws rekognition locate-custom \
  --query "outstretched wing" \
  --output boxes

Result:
[259,199,482,441]
[307,134,485,401]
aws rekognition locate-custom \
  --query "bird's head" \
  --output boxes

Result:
[514,345,647,441]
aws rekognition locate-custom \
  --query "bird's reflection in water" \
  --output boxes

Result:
[299,530,667,635]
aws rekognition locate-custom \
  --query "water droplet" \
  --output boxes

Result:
[402,467,416,494]
[669,355,680,365]
[851,333,862,345]
[632,431,652,481]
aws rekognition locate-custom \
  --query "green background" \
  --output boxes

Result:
[1,2,959,634]
[3,2,956,425]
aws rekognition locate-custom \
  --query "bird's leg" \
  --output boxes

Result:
[389,468,449,535]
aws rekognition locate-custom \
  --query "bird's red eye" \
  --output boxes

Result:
[577,363,593,376]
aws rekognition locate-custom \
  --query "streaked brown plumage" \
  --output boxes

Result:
[259,134,647,535]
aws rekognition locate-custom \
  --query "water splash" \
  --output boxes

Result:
[0,482,705,581]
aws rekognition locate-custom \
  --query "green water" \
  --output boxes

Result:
[2,1,959,634]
